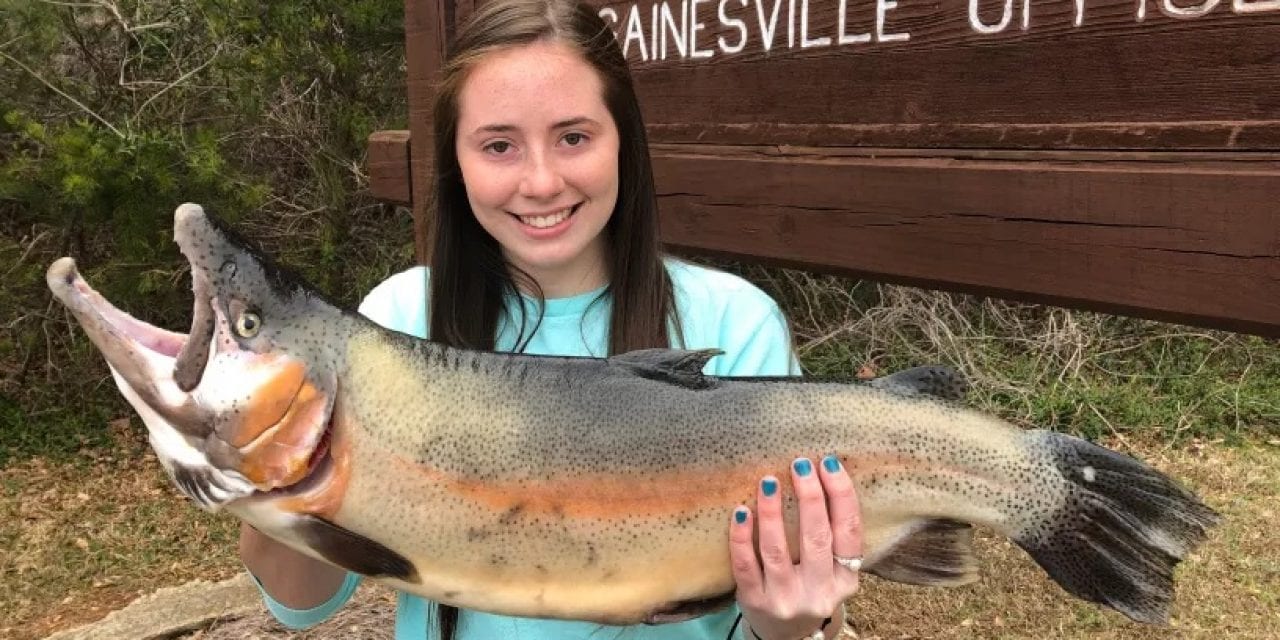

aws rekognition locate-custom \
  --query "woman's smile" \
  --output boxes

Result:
[510,202,582,233]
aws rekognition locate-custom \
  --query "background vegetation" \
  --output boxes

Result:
[2,0,414,463]
[1,1,1276,637]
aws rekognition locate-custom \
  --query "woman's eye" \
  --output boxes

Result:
[484,141,512,155]
[563,132,587,146]
[235,311,262,338]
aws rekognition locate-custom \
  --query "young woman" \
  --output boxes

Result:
[239,1,864,639]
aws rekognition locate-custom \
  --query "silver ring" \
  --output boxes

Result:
[835,555,862,572]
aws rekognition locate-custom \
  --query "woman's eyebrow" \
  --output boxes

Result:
[472,117,596,135]
[551,116,595,129]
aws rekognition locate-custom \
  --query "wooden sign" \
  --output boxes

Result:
[369,0,1280,336]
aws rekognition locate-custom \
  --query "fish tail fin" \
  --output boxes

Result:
[1015,430,1220,625]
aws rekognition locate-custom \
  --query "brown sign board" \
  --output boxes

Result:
[368,0,1280,337]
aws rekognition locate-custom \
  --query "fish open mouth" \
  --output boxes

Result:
[46,258,196,421]
[50,258,188,361]
[48,257,332,505]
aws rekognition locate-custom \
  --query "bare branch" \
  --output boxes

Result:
[133,42,224,120]
[0,49,124,138]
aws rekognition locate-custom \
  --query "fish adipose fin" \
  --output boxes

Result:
[869,366,969,402]
[867,519,979,587]
[1016,431,1220,625]
[608,348,724,389]
[292,515,421,583]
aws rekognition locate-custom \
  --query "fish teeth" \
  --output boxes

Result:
[521,207,573,229]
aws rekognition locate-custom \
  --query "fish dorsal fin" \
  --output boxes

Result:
[868,365,969,402]
[608,348,723,389]
[866,519,979,587]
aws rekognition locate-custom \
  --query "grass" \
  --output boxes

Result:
[0,423,242,640]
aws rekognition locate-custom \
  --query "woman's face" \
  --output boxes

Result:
[455,40,620,295]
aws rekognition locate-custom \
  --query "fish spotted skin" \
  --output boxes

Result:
[49,204,1220,627]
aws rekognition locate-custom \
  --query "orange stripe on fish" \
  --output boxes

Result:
[383,452,970,520]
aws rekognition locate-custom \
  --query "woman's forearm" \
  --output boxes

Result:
[238,522,349,610]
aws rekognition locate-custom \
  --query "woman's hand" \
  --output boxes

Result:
[730,455,863,640]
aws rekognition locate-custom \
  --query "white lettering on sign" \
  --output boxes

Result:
[1234,0,1280,11]
[802,0,832,47]
[968,0,1035,32]
[598,0,1277,62]
[970,0,1014,33]
[691,0,714,57]
[1160,0,1220,17]
[719,0,749,53]
[878,0,911,41]
[756,0,784,53]
[838,0,871,44]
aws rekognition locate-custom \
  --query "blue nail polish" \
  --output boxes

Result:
[762,478,778,497]
[823,455,840,473]
[734,508,748,524]
[793,458,813,477]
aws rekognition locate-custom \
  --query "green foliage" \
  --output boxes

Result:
[1,0,412,463]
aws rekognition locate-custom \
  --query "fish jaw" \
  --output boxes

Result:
[46,257,256,508]
[46,254,338,509]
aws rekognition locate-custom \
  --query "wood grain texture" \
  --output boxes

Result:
[367,130,413,206]
[591,0,1280,149]
[405,0,449,264]
[650,145,1280,335]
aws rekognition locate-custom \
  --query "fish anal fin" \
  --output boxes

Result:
[292,515,420,583]
[609,348,723,389]
[869,366,969,402]
[867,519,979,587]
[642,590,736,624]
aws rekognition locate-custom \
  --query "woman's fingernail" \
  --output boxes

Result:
[823,455,841,473]
[762,477,778,497]
[734,507,748,524]
[793,458,812,477]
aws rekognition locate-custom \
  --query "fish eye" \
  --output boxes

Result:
[235,311,261,338]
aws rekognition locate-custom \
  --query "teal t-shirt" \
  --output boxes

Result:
[251,258,799,639]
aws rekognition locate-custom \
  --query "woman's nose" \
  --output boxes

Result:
[518,151,565,199]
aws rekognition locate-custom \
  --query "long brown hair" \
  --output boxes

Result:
[426,0,679,636]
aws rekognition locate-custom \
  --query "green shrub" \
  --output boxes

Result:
[0,0,412,463]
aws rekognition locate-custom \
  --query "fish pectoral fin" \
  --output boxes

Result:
[866,519,979,587]
[291,515,420,583]
[868,366,969,402]
[608,348,723,389]
[642,590,736,624]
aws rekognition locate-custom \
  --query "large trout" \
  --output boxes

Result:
[47,204,1218,626]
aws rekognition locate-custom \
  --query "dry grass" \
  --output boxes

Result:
[0,422,242,640]
[846,438,1280,639]
[5,435,1276,639]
